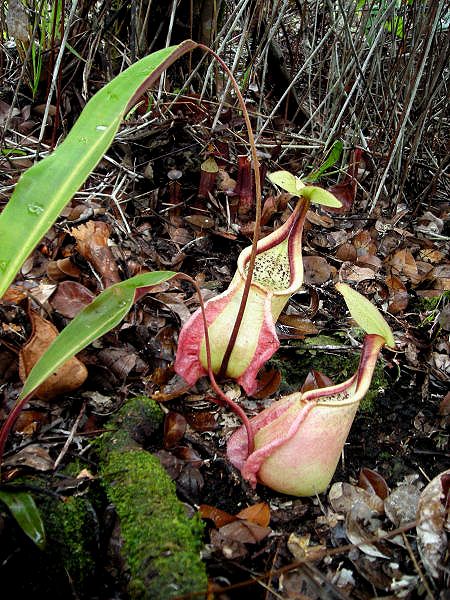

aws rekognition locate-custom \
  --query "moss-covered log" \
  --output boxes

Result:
[98,396,207,599]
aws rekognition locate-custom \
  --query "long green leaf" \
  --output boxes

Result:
[20,272,177,400]
[0,41,196,298]
[0,489,46,549]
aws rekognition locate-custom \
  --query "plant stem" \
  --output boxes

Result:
[196,44,263,382]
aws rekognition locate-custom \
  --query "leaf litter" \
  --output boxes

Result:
[0,16,449,598]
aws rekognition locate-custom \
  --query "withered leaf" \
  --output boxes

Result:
[47,257,81,281]
[252,368,281,399]
[71,221,120,287]
[278,314,319,335]
[19,310,88,400]
[358,468,390,500]
[176,464,204,498]
[3,444,54,471]
[164,411,187,449]
[236,502,270,527]
[303,255,333,285]
[217,519,271,544]
[416,468,450,579]
[385,275,408,314]
[50,281,95,318]
[301,369,334,392]
[198,504,237,527]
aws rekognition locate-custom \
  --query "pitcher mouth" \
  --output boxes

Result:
[238,198,309,296]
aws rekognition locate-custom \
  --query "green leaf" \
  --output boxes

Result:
[0,490,46,549]
[336,282,395,348]
[298,186,342,208]
[306,140,344,182]
[20,271,177,400]
[268,170,342,207]
[268,170,305,195]
[0,41,196,298]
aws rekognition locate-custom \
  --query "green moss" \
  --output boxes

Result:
[101,449,206,599]
[97,395,164,459]
[41,495,98,585]
[97,396,206,598]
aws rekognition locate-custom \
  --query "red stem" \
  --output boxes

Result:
[196,44,263,382]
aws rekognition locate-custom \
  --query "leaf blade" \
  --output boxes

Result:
[336,282,395,348]
[0,490,46,549]
[20,271,177,399]
[0,41,196,298]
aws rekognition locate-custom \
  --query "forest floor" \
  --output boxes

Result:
[0,66,449,600]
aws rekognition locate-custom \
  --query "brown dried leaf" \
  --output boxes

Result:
[353,230,377,257]
[50,281,95,318]
[71,221,120,287]
[336,242,357,262]
[252,368,281,399]
[3,445,53,471]
[329,482,384,516]
[1,285,28,303]
[278,314,319,335]
[184,410,218,432]
[301,369,334,392]
[416,468,450,579]
[47,258,81,281]
[358,468,389,500]
[176,464,204,498]
[218,519,271,544]
[184,214,215,229]
[303,255,333,285]
[173,446,203,467]
[385,275,408,314]
[388,249,421,285]
[339,262,376,283]
[19,310,88,400]
[429,262,450,290]
[198,504,237,527]
[236,502,271,527]
[164,411,187,449]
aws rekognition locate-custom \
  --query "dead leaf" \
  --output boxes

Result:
[19,310,88,400]
[50,281,95,318]
[329,482,384,516]
[198,504,236,527]
[345,502,391,559]
[47,257,81,281]
[339,262,376,283]
[358,468,389,500]
[173,446,203,467]
[164,411,187,449]
[236,502,270,527]
[384,480,422,527]
[277,314,319,335]
[71,221,120,287]
[303,255,333,285]
[184,214,215,229]
[388,249,421,285]
[336,242,357,262]
[3,444,53,471]
[416,468,449,579]
[385,275,408,314]
[252,368,281,399]
[217,519,271,544]
[301,369,334,392]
